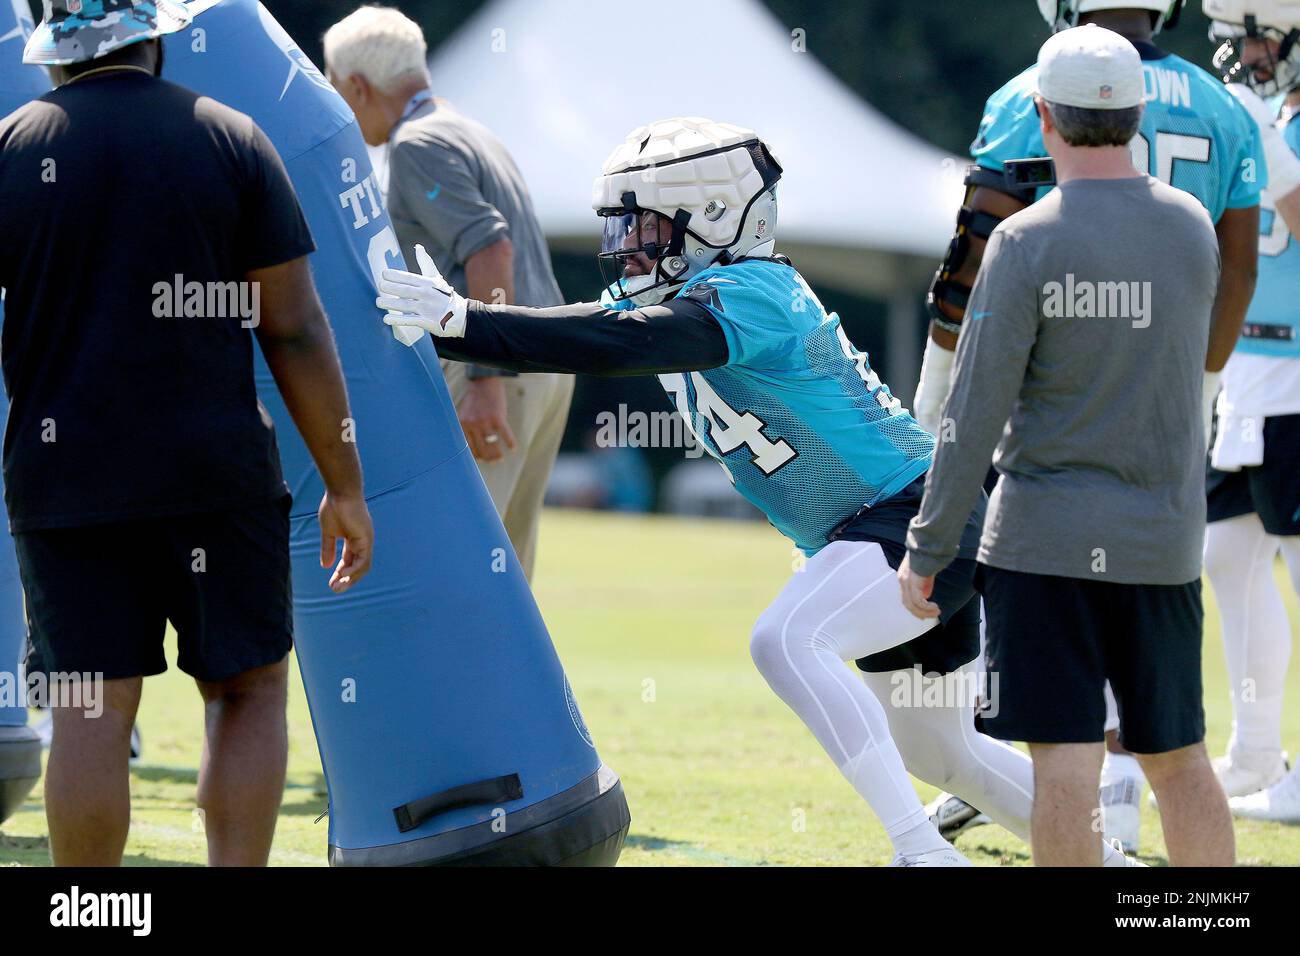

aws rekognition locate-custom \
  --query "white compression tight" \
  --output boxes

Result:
[1204,513,1300,754]
[859,661,1035,842]
[749,540,1034,849]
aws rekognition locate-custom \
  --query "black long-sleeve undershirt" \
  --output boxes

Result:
[433,298,731,377]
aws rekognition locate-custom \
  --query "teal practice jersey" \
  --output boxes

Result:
[972,42,1265,222]
[1241,109,1300,358]
[654,259,934,554]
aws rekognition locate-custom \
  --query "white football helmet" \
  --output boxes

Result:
[1036,0,1186,33]
[1207,0,1300,94]
[592,117,782,307]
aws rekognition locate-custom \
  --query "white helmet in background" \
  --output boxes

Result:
[1207,0,1300,94]
[592,117,783,307]
[1037,0,1186,33]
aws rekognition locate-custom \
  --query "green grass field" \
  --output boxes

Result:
[3,508,1299,867]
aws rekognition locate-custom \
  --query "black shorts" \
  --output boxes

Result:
[851,538,982,676]
[17,496,293,683]
[1206,413,1300,535]
[976,565,1204,754]
[828,477,985,677]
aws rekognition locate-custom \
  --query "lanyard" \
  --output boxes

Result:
[391,89,433,139]
[382,89,434,190]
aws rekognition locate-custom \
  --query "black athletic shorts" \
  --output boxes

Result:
[830,476,986,677]
[1206,412,1300,535]
[852,539,981,676]
[976,565,1204,754]
[17,496,293,683]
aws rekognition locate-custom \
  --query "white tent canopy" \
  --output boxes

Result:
[424,0,965,258]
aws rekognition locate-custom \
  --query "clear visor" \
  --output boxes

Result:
[597,210,680,300]
[599,210,674,258]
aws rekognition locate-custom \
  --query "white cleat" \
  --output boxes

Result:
[1099,775,1143,854]
[1229,764,1300,823]
[1102,837,1147,867]
[1213,748,1289,799]
[889,847,974,867]
[925,792,991,842]
[1149,748,1290,809]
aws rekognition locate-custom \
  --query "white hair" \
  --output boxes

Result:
[323,5,429,93]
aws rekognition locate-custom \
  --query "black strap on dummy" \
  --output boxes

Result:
[393,773,524,833]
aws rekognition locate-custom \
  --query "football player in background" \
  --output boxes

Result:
[917,0,1285,854]
[378,118,1139,866]
[1200,0,1300,822]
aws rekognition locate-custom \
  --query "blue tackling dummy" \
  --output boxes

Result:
[159,0,629,865]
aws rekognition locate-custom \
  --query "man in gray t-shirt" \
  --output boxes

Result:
[325,6,572,579]
[899,26,1235,867]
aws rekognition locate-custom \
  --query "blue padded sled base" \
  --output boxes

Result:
[330,764,629,867]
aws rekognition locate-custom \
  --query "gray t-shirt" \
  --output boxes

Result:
[387,101,563,309]
[908,176,1219,586]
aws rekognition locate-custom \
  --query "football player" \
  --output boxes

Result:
[916,0,1279,854]
[1200,0,1300,822]
[379,118,1139,866]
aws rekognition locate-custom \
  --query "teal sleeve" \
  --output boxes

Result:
[1227,100,1268,210]
[970,77,1046,171]
[677,273,792,369]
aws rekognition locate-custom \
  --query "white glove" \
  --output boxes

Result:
[912,337,955,436]
[1227,83,1300,199]
[1203,370,1222,451]
[377,243,468,340]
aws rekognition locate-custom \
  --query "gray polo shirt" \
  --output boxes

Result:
[908,176,1219,586]
[387,100,563,311]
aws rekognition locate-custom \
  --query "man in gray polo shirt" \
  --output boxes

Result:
[325,5,571,579]
[898,25,1234,866]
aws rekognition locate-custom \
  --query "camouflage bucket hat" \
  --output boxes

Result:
[23,0,193,66]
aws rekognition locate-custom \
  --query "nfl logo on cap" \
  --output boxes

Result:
[67,0,82,13]
[1035,25,1144,110]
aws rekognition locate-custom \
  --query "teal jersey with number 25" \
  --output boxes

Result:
[654,258,934,555]
[971,43,1264,221]
[1241,109,1300,358]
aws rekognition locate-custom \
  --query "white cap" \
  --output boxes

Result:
[1036,24,1145,110]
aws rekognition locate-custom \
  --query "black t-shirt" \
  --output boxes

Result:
[0,72,315,531]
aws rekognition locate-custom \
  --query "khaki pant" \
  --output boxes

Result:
[441,360,574,581]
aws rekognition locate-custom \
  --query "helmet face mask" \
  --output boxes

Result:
[1208,5,1300,95]
[597,209,692,306]
[1036,0,1185,34]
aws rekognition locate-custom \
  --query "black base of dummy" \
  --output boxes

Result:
[330,763,630,867]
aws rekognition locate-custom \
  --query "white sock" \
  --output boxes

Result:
[1101,751,1144,784]
[1206,515,1290,755]
[890,817,951,857]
